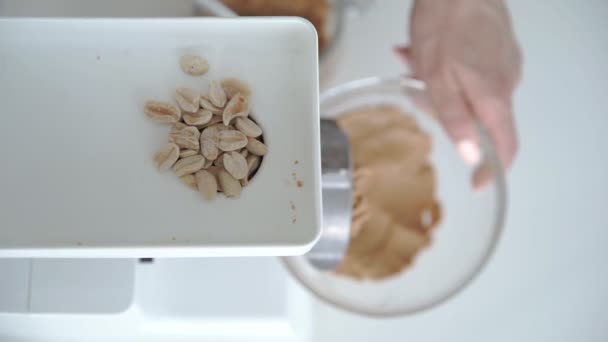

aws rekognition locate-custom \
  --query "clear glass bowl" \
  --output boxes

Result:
[282,76,507,316]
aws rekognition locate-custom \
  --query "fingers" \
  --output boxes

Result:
[392,44,518,181]
[469,96,517,189]
[469,94,518,171]
[426,75,481,165]
[458,69,519,188]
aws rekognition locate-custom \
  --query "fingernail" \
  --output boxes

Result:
[393,45,411,64]
[393,44,408,52]
[457,140,481,165]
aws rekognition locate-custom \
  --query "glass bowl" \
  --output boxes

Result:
[282,76,507,317]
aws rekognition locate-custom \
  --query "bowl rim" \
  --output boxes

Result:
[282,75,507,317]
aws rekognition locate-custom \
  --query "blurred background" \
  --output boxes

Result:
[0,0,607,341]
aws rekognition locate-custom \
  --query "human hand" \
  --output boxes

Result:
[395,0,522,188]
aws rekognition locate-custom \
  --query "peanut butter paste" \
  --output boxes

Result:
[335,106,442,280]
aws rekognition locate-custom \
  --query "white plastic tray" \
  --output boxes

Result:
[0,18,321,257]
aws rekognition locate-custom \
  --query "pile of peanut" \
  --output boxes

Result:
[145,55,267,200]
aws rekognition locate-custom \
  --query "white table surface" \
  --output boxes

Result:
[1,0,607,341]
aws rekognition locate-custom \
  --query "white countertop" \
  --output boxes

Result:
[1,0,607,341]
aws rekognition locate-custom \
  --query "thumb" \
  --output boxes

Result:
[426,76,481,165]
